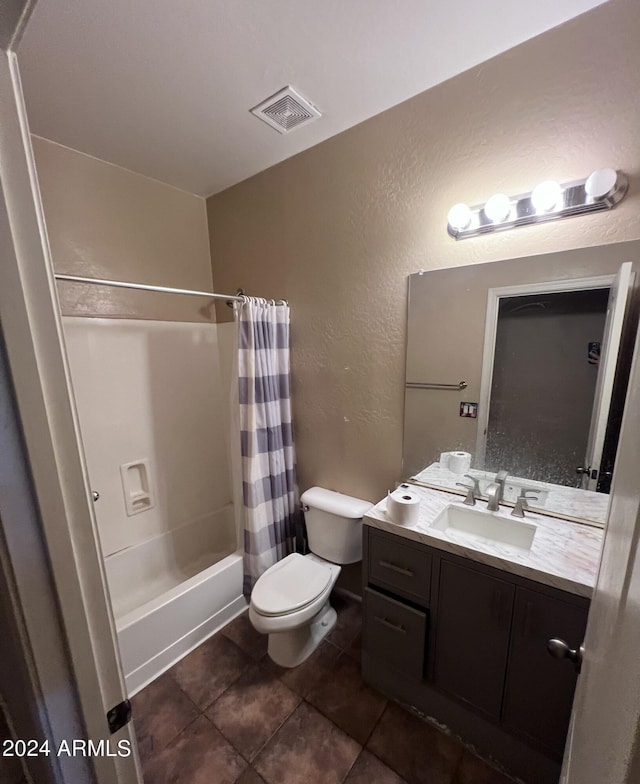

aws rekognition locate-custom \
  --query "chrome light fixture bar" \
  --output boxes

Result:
[447,168,628,240]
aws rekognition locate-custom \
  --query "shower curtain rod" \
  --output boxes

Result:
[54,274,287,305]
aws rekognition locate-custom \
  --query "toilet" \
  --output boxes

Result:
[249,486,372,668]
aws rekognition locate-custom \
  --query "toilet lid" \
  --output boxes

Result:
[252,553,332,616]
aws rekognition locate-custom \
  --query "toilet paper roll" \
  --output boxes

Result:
[439,452,451,469]
[448,451,471,474]
[387,489,421,527]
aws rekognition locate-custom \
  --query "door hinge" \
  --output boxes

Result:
[106,699,132,734]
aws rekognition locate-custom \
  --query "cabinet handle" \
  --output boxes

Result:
[374,616,406,634]
[379,560,413,577]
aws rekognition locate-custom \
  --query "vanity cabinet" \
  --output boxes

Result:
[502,587,587,757]
[433,559,514,720]
[362,527,590,784]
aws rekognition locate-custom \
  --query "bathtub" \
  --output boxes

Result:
[106,506,247,695]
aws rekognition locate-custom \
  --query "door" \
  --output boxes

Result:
[0,31,141,784]
[582,261,633,490]
[433,558,514,719]
[502,587,588,759]
[475,274,615,477]
[561,316,640,784]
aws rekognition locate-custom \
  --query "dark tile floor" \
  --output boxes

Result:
[132,594,515,784]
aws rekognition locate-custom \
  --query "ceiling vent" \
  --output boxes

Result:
[250,86,321,134]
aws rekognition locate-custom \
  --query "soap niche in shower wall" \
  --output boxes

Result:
[120,459,155,516]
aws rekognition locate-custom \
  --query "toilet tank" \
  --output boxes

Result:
[300,487,373,564]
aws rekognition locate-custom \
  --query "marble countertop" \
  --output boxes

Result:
[410,463,610,526]
[365,484,604,598]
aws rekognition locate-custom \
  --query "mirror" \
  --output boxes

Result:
[403,241,639,526]
[482,288,610,487]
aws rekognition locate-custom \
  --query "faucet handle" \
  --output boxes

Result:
[493,471,509,504]
[456,474,480,506]
[511,489,539,518]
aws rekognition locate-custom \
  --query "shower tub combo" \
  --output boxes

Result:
[106,505,246,695]
[63,316,245,696]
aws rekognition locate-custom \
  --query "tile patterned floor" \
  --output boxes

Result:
[132,593,515,784]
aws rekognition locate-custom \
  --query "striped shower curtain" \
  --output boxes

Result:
[234,296,299,595]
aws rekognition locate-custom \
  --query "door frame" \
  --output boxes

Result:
[581,262,634,490]
[0,5,141,783]
[475,274,614,474]
[561,317,640,783]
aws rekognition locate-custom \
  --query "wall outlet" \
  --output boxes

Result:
[460,402,478,418]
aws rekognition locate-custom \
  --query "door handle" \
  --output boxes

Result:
[547,638,584,673]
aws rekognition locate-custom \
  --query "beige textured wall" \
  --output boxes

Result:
[32,136,214,321]
[207,0,640,505]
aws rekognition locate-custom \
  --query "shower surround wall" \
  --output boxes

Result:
[63,318,243,692]
[34,137,245,693]
[62,319,235,571]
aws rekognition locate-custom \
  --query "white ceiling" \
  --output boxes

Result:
[18,0,607,197]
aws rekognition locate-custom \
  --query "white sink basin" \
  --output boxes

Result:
[430,504,537,551]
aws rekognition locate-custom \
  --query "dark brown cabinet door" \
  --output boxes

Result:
[502,586,589,759]
[363,588,428,679]
[433,558,515,720]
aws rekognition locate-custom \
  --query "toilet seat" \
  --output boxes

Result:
[251,553,332,617]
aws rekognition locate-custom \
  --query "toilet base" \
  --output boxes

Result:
[267,601,337,668]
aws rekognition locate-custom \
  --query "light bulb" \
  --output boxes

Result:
[531,180,562,213]
[585,168,618,200]
[447,203,472,231]
[484,193,511,223]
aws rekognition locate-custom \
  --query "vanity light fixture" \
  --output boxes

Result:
[484,193,512,223]
[447,168,628,240]
[585,167,619,201]
[447,202,473,232]
[531,180,563,213]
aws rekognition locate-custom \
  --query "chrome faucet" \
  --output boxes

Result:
[494,470,509,502]
[485,483,501,512]
[511,490,539,519]
[456,474,481,506]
